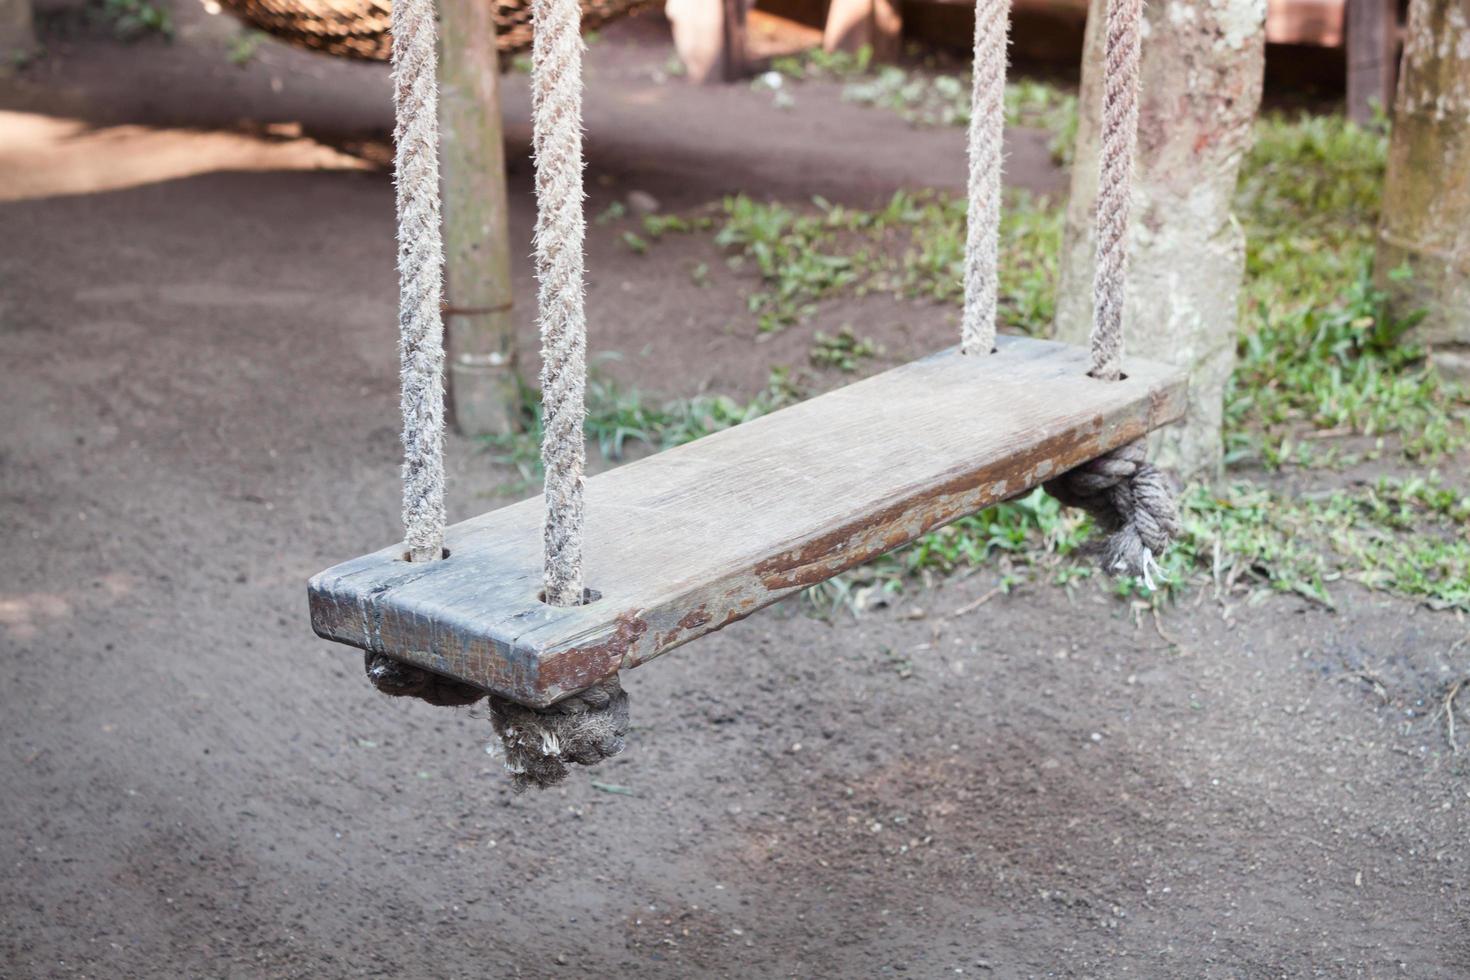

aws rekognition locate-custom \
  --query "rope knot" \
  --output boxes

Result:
[488,678,629,791]
[1043,439,1181,589]
[364,653,628,790]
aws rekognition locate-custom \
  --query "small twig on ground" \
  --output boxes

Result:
[1301,425,1354,441]
[1340,670,1391,706]
[1438,678,1466,755]
[590,781,636,796]
[1152,607,1183,649]
[950,585,1004,619]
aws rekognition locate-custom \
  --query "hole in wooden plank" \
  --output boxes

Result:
[537,587,603,607]
[398,548,452,562]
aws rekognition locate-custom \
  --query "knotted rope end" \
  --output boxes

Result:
[488,677,630,791]
[364,654,629,789]
[1044,439,1182,591]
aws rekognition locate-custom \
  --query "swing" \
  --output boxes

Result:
[308,0,1184,782]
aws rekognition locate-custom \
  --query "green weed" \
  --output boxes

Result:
[98,0,172,40]
[228,30,265,66]
[839,70,1077,162]
[483,367,801,489]
[810,326,880,373]
[770,44,874,81]
[693,190,1059,335]
[1229,113,1469,466]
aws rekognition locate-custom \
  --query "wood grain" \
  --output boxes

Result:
[309,337,1187,706]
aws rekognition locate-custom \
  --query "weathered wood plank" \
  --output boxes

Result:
[309,337,1187,706]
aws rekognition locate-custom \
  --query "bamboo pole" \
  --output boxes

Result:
[439,0,521,436]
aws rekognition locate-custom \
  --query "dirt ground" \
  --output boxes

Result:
[3,9,1468,979]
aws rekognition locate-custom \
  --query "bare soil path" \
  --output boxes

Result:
[2,10,1467,978]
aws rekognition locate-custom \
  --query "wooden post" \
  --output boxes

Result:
[1346,0,1397,124]
[720,0,747,81]
[668,0,748,83]
[822,0,902,61]
[1,0,36,72]
[1054,0,1266,481]
[439,0,520,436]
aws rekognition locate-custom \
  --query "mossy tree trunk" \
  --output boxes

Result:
[1375,0,1470,379]
[1054,0,1266,482]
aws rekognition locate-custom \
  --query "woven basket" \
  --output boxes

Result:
[217,0,656,61]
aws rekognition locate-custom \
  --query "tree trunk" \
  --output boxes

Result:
[1054,0,1266,482]
[666,0,748,83]
[823,0,902,62]
[439,0,521,436]
[1375,0,1470,380]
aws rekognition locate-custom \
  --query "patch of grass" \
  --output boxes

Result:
[483,367,802,489]
[760,49,1078,162]
[686,189,1060,335]
[1155,478,1470,611]
[97,0,172,40]
[642,213,713,238]
[810,326,880,373]
[843,66,971,127]
[1006,78,1079,165]
[770,44,874,81]
[839,70,1077,163]
[835,474,1470,615]
[1229,113,1469,466]
[619,231,649,255]
[714,195,863,333]
[228,30,265,67]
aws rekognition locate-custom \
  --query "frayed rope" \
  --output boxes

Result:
[364,652,628,789]
[1042,439,1181,590]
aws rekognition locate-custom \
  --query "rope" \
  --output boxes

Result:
[488,678,630,791]
[364,654,630,788]
[393,0,447,564]
[531,0,589,607]
[1044,440,1180,588]
[1044,10,1180,581]
[1088,0,1142,381]
[370,0,623,791]
[365,651,485,707]
[960,0,1011,355]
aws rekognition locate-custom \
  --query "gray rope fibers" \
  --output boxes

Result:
[960,0,1011,355]
[1043,440,1180,589]
[364,654,629,789]
[1088,0,1142,381]
[531,0,590,607]
[393,0,447,564]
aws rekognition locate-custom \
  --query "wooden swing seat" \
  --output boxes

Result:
[309,337,1186,707]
